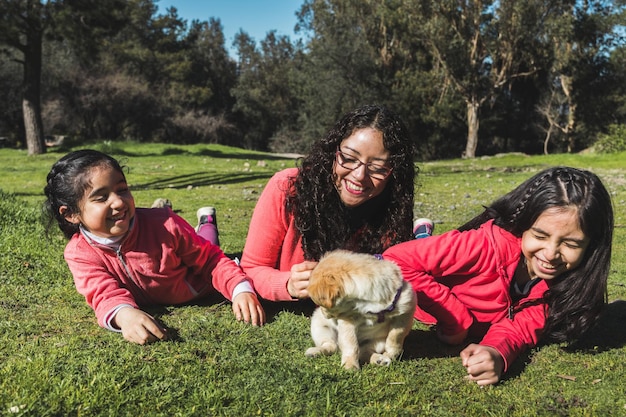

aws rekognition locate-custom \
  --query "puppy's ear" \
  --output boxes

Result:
[309,272,345,309]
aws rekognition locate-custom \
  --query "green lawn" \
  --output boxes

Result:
[1,143,625,416]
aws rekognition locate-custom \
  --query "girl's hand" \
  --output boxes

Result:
[113,307,168,345]
[232,292,266,326]
[436,326,468,345]
[460,344,504,386]
[287,261,319,299]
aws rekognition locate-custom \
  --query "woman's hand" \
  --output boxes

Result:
[113,307,168,345]
[232,292,266,326]
[287,261,319,299]
[460,344,505,386]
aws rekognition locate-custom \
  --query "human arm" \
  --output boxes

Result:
[286,261,319,299]
[163,212,258,304]
[69,256,163,342]
[240,168,308,301]
[163,212,268,325]
[111,306,168,345]
[382,230,491,339]
[64,237,143,329]
[232,290,266,326]
[459,280,548,384]
[478,285,548,373]
[460,344,505,386]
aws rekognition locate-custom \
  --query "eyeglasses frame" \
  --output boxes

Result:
[335,149,393,180]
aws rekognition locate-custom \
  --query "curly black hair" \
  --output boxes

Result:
[459,167,613,343]
[287,104,416,261]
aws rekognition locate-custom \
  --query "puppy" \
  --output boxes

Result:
[305,250,416,370]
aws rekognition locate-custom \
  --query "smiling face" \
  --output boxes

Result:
[63,165,135,238]
[521,206,590,281]
[333,127,391,208]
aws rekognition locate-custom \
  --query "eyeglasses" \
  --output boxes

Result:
[335,150,392,180]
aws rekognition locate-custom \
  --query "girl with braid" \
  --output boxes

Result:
[383,167,614,385]
[240,104,418,301]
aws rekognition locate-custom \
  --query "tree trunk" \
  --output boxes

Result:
[543,124,553,155]
[22,18,45,156]
[464,100,480,158]
[560,75,576,153]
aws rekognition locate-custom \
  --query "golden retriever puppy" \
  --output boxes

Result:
[305,250,416,370]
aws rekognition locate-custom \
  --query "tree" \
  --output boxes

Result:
[0,0,127,155]
[184,19,237,112]
[86,4,237,144]
[232,30,302,150]
[538,0,626,153]
[294,0,399,144]
[167,18,239,145]
[0,0,49,155]
[0,45,24,145]
[406,0,558,158]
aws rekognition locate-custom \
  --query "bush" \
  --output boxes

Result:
[168,111,240,145]
[594,124,626,153]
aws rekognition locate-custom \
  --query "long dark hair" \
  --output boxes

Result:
[44,149,126,239]
[287,104,416,260]
[460,167,614,342]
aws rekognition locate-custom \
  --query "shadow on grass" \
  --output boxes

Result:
[131,171,274,190]
[500,300,626,384]
[402,327,463,360]
[191,148,303,161]
[146,293,232,342]
[261,298,317,322]
[145,293,318,341]
[106,146,302,161]
[143,296,626,372]
[566,299,626,352]
[257,296,465,362]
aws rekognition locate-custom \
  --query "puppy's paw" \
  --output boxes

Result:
[306,341,337,357]
[341,357,360,371]
[305,347,323,357]
[370,353,392,366]
[384,346,402,361]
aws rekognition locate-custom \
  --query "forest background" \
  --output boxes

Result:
[1,0,626,160]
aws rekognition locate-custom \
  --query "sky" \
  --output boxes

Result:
[156,1,303,54]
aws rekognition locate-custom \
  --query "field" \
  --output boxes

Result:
[1,143,625,416]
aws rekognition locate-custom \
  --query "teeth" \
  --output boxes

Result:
[538,259,556,270]
[346,181,363,192]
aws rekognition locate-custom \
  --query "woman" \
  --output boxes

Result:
[240,104,417,301]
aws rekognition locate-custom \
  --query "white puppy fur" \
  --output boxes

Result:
[305,250,416,370]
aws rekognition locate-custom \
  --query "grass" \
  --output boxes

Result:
[1,142,625,416]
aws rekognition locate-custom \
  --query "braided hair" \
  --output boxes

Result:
[459,167,614,342]
[287,104,416,261]
[44,150,126,239]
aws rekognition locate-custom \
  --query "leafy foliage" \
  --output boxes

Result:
[594,124,626,153]
[1,0,626,159]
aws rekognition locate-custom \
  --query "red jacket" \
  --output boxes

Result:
[240,168,304,301]
[64,208,250,329]
[383,219,549,371]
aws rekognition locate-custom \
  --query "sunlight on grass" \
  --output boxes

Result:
[1,144,625,416]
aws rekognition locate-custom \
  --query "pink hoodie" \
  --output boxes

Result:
[64,207,250,329]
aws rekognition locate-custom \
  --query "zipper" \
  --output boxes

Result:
[116,246,134,283]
